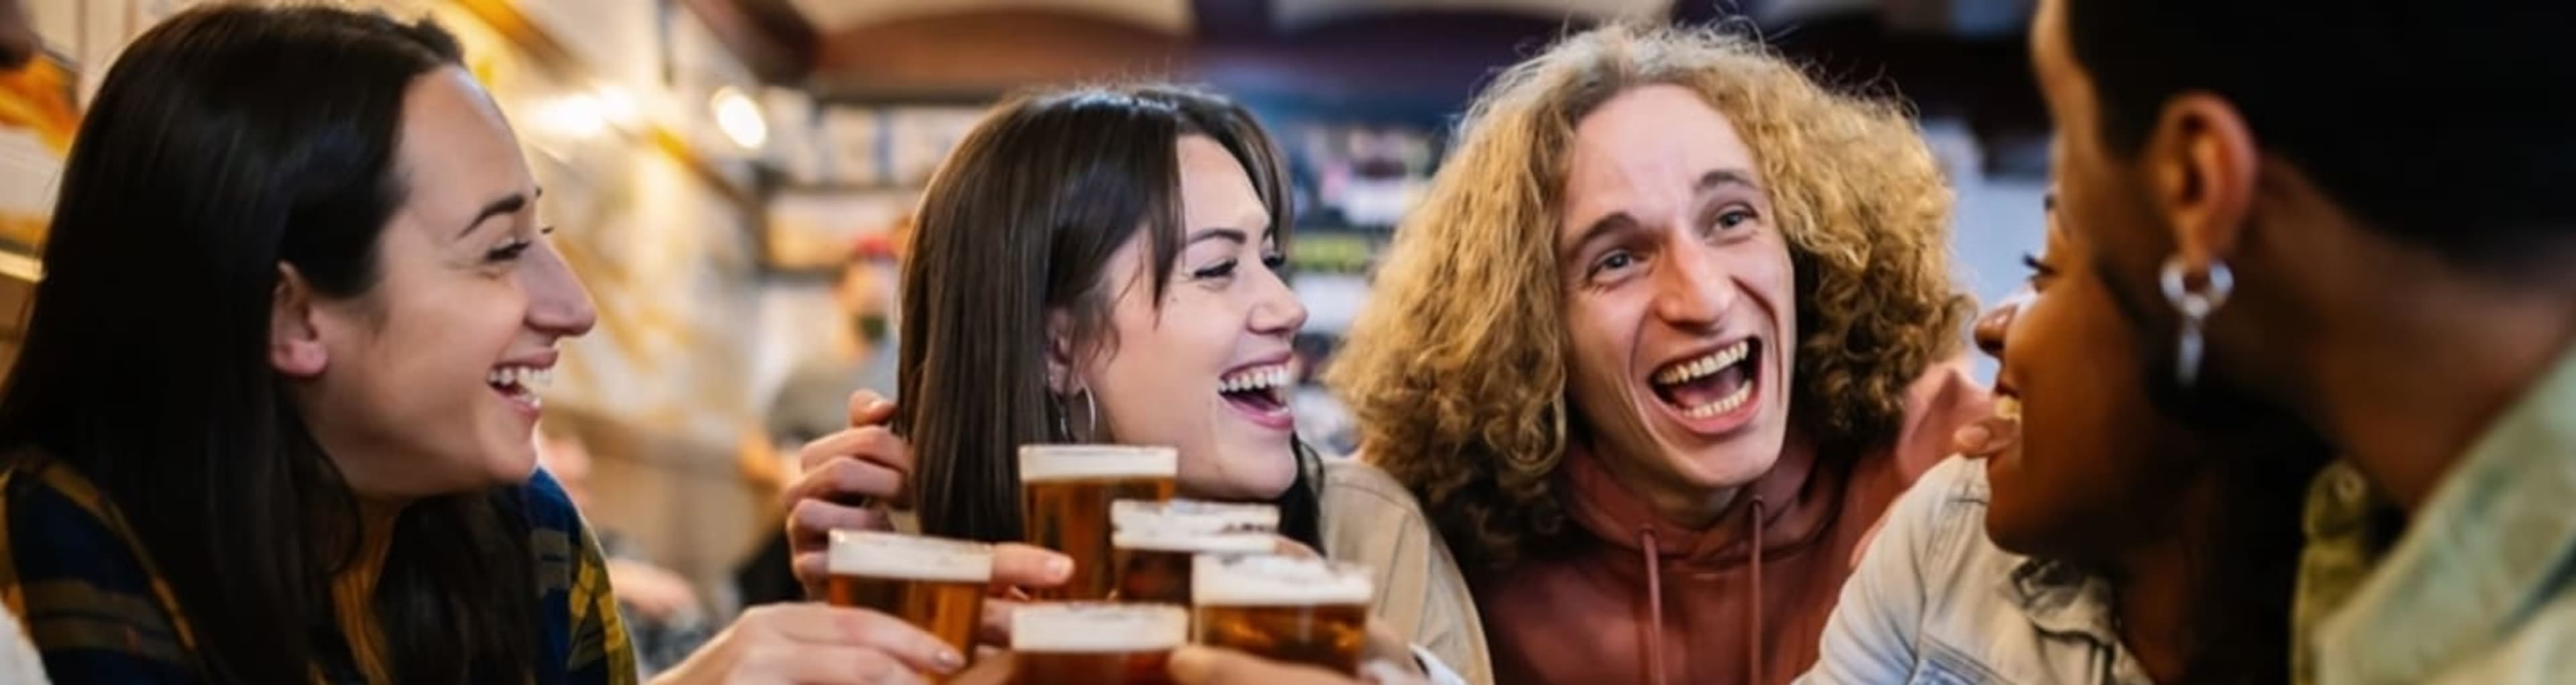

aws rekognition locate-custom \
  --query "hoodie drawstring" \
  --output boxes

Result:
[1748,496,1767,684]
[1640,527,1667,685]
[1639,494,1770,685]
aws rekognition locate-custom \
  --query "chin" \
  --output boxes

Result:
[1670,446,1780,490]
[484,448,541,487]
[1982,502,2051,557]
[1195,439,1300,500]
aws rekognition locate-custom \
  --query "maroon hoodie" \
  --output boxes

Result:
[1472,362,1986,685]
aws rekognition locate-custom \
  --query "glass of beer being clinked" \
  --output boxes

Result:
[826,529,993,677]
[1018,444,1178,600]
[1008,603,1190,685]
[1190,554,1374,676]
[1111,499,1281,604]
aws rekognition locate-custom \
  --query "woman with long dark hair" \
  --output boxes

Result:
[778,85,1489,681]
[0,6,1034,684]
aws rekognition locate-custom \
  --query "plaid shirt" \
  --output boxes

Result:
[0,456,637,684]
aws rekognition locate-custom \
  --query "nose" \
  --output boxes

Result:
[1974,288,2031,360]
[524,240,598,339]
[1248,260,1308,338]
[1650,235,1735,327]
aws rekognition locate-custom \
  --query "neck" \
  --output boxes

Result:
[1587,438,1739,529]
[2104,476,2220,683]
[2300,263,2576,512]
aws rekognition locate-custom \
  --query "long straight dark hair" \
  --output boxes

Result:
[898,84,1324,548]
[0,7,537,682]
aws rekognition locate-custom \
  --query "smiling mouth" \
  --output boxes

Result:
[1649,338,1758,419]
[486,364,551,409]
[1218,364,1291,415]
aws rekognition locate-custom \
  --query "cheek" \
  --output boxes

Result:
[1091,293,1228,425]
[1558,291,1632,388]
[1752,240,1796,338]
[2015,300,2152,491]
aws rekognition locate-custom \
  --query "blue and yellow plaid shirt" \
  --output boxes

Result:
[0,456,637,684]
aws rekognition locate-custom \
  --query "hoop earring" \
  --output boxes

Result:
[1053,387,1100,442]
[2159,255,2234,388]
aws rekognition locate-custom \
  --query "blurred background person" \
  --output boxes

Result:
[769,233,904,450]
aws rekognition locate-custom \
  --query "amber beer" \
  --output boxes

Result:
[1018,445,1178,600]
[1191,554,1373,676]
[1110,499,1280,604]
[1008,603,1189,685]
[824,530,991,676]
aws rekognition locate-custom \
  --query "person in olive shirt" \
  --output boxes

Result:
[2027,0,2576,681]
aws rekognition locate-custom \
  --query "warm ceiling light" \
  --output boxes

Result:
[712,87,768,151]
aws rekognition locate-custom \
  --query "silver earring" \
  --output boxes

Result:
[1053,387,1100,442]
[2159,255,2234,388]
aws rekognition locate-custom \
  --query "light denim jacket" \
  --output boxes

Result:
[1797,458,2153,685]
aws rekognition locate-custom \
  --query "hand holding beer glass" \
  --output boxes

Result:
[1110,499,1281,604]
[1018,445,1177,600]
[1191,554,1374,676]
[826,531,994,678]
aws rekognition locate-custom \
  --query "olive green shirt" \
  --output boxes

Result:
[2298,344,2576,684]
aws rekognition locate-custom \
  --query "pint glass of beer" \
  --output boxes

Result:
[1110,499,1279,604]
[1018,444,1178,600]
[1191,554,1374,675]
[826,530,992,672]
[1008,603,1189,685]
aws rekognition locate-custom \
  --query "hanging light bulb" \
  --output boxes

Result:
[711,86,768,151]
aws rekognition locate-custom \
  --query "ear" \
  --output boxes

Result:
[1043,308,1081,395]
[270,264,331,378]
[2141,93,2260,273]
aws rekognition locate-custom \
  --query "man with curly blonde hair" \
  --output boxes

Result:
[1328,23,1986,685]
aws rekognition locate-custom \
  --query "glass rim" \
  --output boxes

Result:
[1016,443,1179,481]
[1189,554,1373,607]
[826,529,994,582]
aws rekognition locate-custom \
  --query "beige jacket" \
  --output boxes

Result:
[1321,458,1493,685]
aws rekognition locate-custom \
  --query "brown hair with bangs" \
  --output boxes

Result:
[898,84,1325,546]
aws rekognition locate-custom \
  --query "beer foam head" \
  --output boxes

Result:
[828,530,994,583]
[1112,498,1279,534]
[1017,444,1178,482]
[1191,554,1373,606]
[1113,529,1279,554]
[1112,499,1281,552]
[1010,603,1189,652]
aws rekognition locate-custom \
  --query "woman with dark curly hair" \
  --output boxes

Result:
[1326,23,1986,685]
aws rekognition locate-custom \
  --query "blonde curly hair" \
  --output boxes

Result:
[1327,23,1972,568]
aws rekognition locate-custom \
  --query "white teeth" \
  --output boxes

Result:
[1220,365,1291,394]
[488,366,553,390]
[1678,378,1755,419]
[1652,340,1752,386]
[1994,397,2022,421]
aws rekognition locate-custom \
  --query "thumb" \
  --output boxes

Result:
[847,388,898,427]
